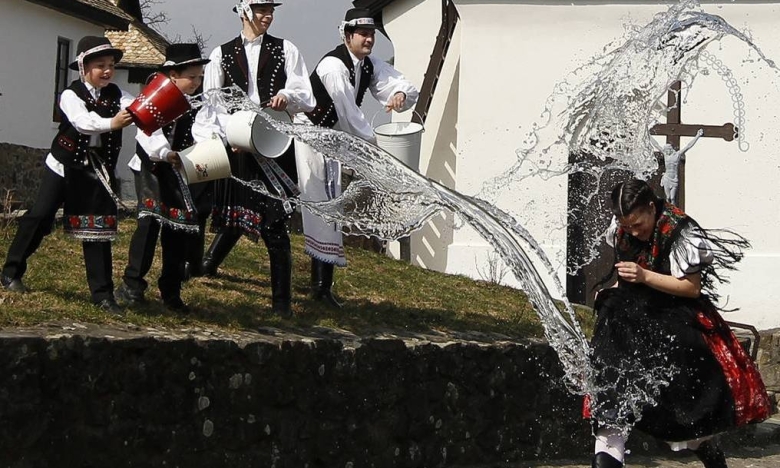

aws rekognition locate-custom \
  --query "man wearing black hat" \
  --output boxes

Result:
[294,7,419,307]
[192,0,315,318]
[116,44,211,312]
[1,36,135,314]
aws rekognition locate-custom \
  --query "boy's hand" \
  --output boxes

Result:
[268,94,288,111]
[384,92,406,112]
[166,152,182,169]
[111,109,134,130]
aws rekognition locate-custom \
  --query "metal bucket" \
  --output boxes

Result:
[178,137,231,184]
[225,108,292,158]
[373,111,424,171]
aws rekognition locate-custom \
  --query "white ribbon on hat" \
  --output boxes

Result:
[339,18,376,40]
[236,0,276,20]
[77,43,115,81]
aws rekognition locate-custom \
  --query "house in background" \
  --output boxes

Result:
[355,0,780,330]
[0,0,167,205]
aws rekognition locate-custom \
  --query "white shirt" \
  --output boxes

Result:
[193,33,315,143]
[296,48,420,143]
[128,122,177,172]
[45,82,135,177]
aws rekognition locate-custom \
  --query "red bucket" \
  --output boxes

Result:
[127,73,191,136]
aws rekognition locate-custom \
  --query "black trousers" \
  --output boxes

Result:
[122,170,196,300]
[2,166,114,302]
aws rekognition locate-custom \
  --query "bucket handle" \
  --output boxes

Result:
[370,109,425,133]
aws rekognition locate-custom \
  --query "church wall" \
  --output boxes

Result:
[380,1,780,327]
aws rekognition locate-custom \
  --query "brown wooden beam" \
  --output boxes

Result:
[650,123,737,141]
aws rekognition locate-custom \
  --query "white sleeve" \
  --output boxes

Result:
[277,40,315,113]
[193,47,230,142]
[60,89,113,135]
[120,89,136,110]
[369,59,419,111]
[669,225,715,278]
[317,58,375,142]
[136,127,173,162]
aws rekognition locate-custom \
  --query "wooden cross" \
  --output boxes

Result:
[649,81,738,209]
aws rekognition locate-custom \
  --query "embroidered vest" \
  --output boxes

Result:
[220,35,287,104]
[136,109,196,168]
[305,44,374,128]
[51,80,123,169]
[615,202,689,275]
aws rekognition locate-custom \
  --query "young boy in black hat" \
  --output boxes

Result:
[294,7,419,307]
[1,36,135,314]
[116,43,211,312]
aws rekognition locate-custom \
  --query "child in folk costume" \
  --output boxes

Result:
[586,179,770,468]
[294,8,419,307]
[115,44,210,312]
[1,36,134,314]
[192,0,315,318]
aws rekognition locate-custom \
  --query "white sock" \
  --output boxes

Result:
[594,427,626,462]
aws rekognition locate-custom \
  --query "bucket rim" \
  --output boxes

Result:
[374,121,424,137]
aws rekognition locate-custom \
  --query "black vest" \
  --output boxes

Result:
[51,80,123,169]
[220,35,287,103]
[135,109,196,168]
[305,45,374,128]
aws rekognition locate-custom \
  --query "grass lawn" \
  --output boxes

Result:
[0,217,592,339]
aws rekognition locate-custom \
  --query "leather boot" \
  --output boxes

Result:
[310,258,342,308]
[268,247,293,318]
[592,452,623,468]
[201,229,241,277]
[693,440,728,468]
[184,224,207,280]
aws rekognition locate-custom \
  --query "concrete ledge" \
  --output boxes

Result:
[0,323,589,467]
[2,323,778,467]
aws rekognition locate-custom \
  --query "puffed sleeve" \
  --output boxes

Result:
[605,217,618,247]
[669,224,715,278]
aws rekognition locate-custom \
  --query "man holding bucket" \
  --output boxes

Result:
[295,7,419,307]
[192,0,315,318]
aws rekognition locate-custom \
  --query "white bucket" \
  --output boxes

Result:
[373,112,424,172]
[178,138,231,184]
[225,108,292,158]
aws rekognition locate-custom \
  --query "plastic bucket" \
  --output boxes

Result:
[128,73,191,136]
[373,112,424,171]
[178,138,231,184]
[225,108,292,158]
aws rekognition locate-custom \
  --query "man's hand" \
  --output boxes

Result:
[268,93,288,111]
[384,92,406,112]
[111,109,134,130]
[615,261,646,284]
[166,151,182,169]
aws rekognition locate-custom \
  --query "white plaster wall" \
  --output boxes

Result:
[385,1,780,327]
[0,0,140,198]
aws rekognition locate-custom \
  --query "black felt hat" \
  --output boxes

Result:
[68,36,124,71]
[160,43,210,70]
[343,8,379,30]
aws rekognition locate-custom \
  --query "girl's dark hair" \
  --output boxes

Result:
[610,178,662,217]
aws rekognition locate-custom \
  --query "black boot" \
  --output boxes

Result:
[201,230,241,277]
[268,247,293,318]
[310,258,342,308]
[592,452,623,468]
[184,223,208,280]
[693,440,728,468]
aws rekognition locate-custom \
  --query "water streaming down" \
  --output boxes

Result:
[191,0,779,437]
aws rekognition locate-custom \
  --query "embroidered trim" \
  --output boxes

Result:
[139,197,197,224]
[137,212,200,234]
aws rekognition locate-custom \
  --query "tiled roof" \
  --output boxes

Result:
[106,21,169,69]
[76,0,133,20]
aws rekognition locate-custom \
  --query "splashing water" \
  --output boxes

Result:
[193,0,778,438]
[477,0,779,275]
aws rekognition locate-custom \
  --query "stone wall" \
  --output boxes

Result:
[0,326,591,468]
[757,328,780,412]
[0,142,46,210]
[1,325,777,467]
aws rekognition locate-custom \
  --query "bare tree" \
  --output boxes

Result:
[139,0,169,30]
[170,26,211,53]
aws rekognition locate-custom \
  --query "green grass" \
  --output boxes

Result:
[0,218,593,339]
